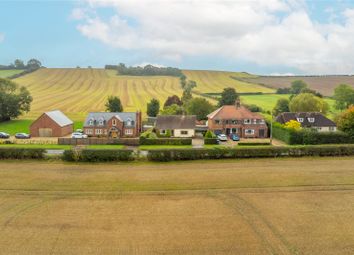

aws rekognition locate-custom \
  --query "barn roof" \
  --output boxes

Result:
[45,110,73,127]
[275,112,336,127]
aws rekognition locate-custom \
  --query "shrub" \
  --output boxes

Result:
[204,130,216,138]
[238,142,271,146]
[62,149,134,162]
[147,145,354,162]
[140,137,192,145]
[0,148,45,159]
[204,138,218,145]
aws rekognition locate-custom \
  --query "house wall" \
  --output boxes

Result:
[314,126,337,132]
[30,114,73,137]
[173,129,195,138]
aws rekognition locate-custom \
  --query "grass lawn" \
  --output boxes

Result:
[0,144,71,149]
[0,69,24,78]
[139,145,193,150]
[86,144,125,149]
[0,119,32,134]
[0,157,354,254]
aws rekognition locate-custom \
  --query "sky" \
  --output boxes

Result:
[1,0,354,75]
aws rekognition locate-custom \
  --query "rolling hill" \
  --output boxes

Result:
[13,68,272,120]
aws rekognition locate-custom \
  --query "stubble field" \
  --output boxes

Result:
[1,157,354,254]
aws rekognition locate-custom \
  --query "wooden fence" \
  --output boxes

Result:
[58,138,140,146]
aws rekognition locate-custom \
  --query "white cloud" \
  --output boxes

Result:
[70,8,87,20]
[0,33,4,42]
[73,1,354,74]
[133,62,165,68]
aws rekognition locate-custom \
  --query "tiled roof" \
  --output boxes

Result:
[207,105,264,120]
[275,112,336,127]
[156,115,196,129]
[45,110,73,127]
[84,112,137,127]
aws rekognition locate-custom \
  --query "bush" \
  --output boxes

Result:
[204,130,216,138]
[273,122,353,145]
[204,138,218,145]
[139,137,192,145]
[62,149,134,162]
[0,148,45,159]
[147,145,354,161]
[238,142,271,146]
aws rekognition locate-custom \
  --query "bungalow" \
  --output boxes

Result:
[207,100,268,138]
[275,112,337,132]
[83,112,142,138]
[30,110,73,137]
[155,115,196,138]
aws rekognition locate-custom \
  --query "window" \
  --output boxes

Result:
[86,129,93,135]
[308,118,315,123]
[231,120,237,124]
[245,129,255,135]
[244,119,251,124]
[95,129,102,135]
[125,129,133,135]
[215,120,220,125]
[98,118,104,126]
[253,119,257,124]
[89,119,94,126]
[160,129,166,134]
[260,119,265,124]
[126,118,132,126]
[181,130,188,135]
[329,126,336,131]
[112,119,117,126]
[297,118,304,122]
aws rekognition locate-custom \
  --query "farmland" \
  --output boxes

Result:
[239,75,354,96]
[1,157,354,254]
[0,69,23,78]
[12,68,272,120]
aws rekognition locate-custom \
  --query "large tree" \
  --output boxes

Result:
[0,78,32,121]
[337,106,354,139]
[218,87,238,107]
[289,93,328,114]
[14,59,25,69]
[105,96,123,112]
[333,84,354,110]
[163,95,182,108]
[290,80,308,94]
[146,98,160,117]
[273,98,290,116]
[160,104,183,115]
[26,59,42,70]
[186,97,215,120]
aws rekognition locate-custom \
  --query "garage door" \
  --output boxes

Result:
[39,128,53,137]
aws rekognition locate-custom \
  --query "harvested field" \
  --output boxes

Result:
[240,75,354,96]
[1,157,354,254]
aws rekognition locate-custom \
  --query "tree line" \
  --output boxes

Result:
[105,63,183,77]
[0,59,42,71]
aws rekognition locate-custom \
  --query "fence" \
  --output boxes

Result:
[58,138,140,146]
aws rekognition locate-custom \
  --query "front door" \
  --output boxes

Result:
[259,129,265,138]
[226,128,230,135]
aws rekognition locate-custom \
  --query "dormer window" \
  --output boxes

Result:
[308,118,315,123]
[126,118,132,126]
[297,118,304,123]
[89,119,94,126]
[112,119,117,126]
[98,118,104,126]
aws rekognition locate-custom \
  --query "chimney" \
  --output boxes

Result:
[235,98,241,108]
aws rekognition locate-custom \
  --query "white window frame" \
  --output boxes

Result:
[86,129,93,135]
[160,129,166,134]
[245,129,255,135]
[89,119,94,126]
[112,119,117,126]
[253,119,257,124]
[244,119,251,124]
[297,118,304,123]
[125,129,133,135]
[308,118,315,123]
[260,119,265,124]
[95,129,103,135]
[181,130,188,135]
[329,126,335,131]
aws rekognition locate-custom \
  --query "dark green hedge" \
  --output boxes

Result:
[238,142,271,146]
[204,138,218,145]
[139,137,192,145]
[272,123,353,145]
[147,145,354,161]
[62,149,134,162]
[0,148,45,159]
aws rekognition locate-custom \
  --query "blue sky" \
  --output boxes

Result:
[1,0,354,74]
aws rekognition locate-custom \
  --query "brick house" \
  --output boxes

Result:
[30,110,73,137]
[275,112,337,132]
[83,112,142,138]
[207,101,268,138]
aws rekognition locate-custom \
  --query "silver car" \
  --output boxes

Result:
[71,132,88,139]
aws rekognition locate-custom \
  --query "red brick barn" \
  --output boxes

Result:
[30,110,73,137]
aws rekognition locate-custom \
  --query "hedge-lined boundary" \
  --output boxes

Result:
[62,149,134,162]
[139,137,192,145]
[238,142,271,146]
[204,138,218,145]
[272,123,353,145]
[0,148,45,159]
[147,145,354,162]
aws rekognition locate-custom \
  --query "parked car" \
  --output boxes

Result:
[71,132,88,139]
[229,133,240,141]
[0,132,10,139]
[15,133,31,139]
[75,129,83,133]
[217,134,228,142]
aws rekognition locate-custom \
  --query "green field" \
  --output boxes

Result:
[0,119,31,134]
[0,69,23,78]
[0,157,354,254]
